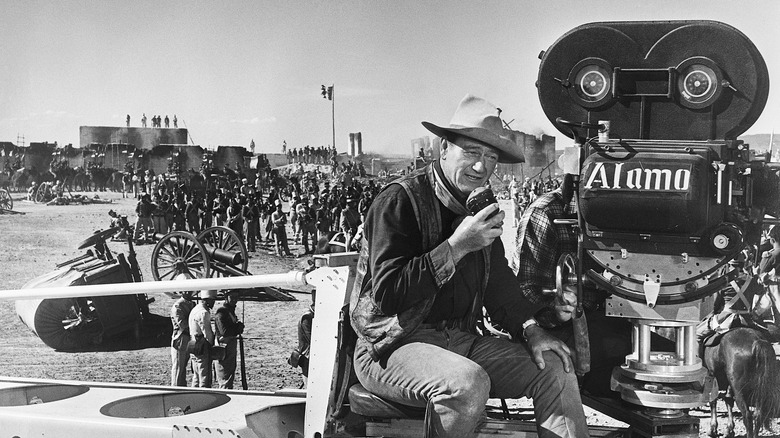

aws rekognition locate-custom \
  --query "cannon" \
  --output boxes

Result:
[14,213,155,351]
[149,225,296,302]
[149,226,247,280]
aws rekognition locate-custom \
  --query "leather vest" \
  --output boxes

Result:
[349,165,490,361]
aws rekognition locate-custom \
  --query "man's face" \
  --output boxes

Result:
[439,137,499,197]
[225,293,239,306]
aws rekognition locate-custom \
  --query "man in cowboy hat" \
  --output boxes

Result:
[350,95,586,437]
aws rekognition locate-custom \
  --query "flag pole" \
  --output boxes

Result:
[331,84,336,153]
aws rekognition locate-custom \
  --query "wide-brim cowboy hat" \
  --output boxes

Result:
[422,94,525,164]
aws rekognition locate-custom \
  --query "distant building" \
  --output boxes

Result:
[209,146,253,175]
[349,132,363,157]
[500,131,557,180]
[79,126,188,151]
[79,125,195,173]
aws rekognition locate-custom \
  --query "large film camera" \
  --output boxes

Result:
[537,21,777,412]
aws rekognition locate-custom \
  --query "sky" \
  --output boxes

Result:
[1,0,779,156]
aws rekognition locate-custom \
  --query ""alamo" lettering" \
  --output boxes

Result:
[584,161,691,191]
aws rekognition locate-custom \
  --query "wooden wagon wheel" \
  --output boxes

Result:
[33,184,48,203]
[196,226,248,277]
[151,231,211,281]
[0,188,12,211]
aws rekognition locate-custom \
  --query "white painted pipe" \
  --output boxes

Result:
[0,271,308,301]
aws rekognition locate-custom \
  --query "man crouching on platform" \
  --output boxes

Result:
[350,95,587,438]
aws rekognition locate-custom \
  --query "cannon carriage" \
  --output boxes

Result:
[14,217,296,352]
[14,216,151,351]
[148,225,296,302]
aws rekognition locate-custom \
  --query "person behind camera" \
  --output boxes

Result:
[350,95,587,438]
[512,173,678,398]
[189,289,216,388]
[512,174,620,397]
[214,290,245,389]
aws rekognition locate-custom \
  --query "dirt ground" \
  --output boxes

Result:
[0,191,776,437]
[0,192,312,391]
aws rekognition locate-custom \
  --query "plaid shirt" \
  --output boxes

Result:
[512,189,604,327]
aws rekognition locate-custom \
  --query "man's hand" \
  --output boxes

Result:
[447,204,504,263]
[759,269,777,285]
[524,324,573,373]
[553,285,578,323]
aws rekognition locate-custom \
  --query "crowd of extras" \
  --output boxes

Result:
[283,144,338,167]
[508,175,562,225]
[127,163,383,258]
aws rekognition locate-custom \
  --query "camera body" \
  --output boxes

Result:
[537,20,775,409]
[538,20,776,307]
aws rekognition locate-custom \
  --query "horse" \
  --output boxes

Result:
[703,326,780,438]
[87,166,113,191]
[49,160,76,192]
[55,166,76,192]
[72,166,89,191]
[107,170,125,193]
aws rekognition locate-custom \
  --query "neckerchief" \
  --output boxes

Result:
[431,161,469,217]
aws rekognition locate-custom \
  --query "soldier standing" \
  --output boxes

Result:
[214,291,244,389]
[271,200,293,257]
[243,195,260,251]
[170,278,195,387]
[189,290,216,388]
[133,193,155,243]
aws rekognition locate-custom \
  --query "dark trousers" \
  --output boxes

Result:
[215,339,238,389]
